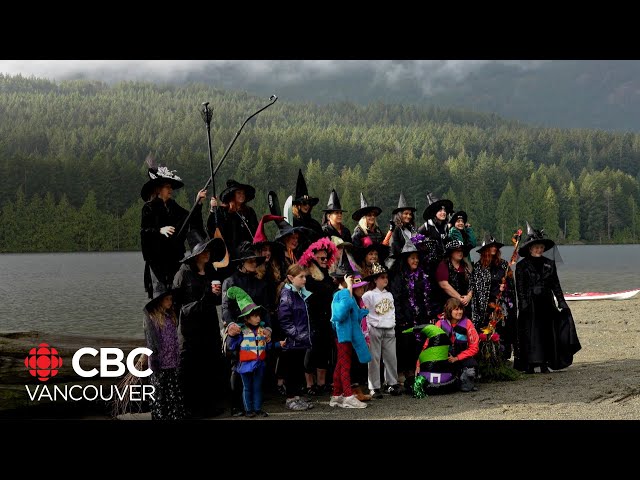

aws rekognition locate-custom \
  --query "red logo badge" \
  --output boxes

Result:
[24,343,62,382]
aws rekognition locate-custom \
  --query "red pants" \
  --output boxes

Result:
[332,340,353,397]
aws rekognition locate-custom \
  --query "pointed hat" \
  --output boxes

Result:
[180,230,226,263]
[352,192,382,221]
[518,222,555,257]
[329,250,368,288]
[226,286,266,319]
[392,192,416,215]
[322,189,347,213]
[476,233,504,253]
[422,192,454,222]
[293,169,319,206]
[253,214,285,250]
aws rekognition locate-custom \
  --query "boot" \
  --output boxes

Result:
[352,385,372,402]
[460,367,477,392]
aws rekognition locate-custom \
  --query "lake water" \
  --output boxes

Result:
[1,245,639,338]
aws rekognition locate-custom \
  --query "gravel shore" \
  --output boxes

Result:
[4,296,639,420]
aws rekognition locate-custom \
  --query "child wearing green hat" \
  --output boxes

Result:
[226,286,285,417]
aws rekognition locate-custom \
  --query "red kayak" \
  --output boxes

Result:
[565,288,640,301]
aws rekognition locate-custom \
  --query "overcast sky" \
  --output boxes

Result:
[0,60,547,94]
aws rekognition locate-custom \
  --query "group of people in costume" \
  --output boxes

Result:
[140,162,581,419]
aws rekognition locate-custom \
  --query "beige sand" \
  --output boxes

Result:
[231,296,640,420]
[3,297,639,420]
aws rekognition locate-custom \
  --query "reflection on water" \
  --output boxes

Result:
[1,245,639,338]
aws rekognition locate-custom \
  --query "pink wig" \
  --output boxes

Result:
[299,237,339,268]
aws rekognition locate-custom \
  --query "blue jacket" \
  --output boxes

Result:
[330,289,372,364]
[278,284,312,350]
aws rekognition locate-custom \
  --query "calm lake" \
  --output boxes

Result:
[1,245,639,339]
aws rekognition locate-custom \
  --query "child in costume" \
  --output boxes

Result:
[329,250,372,409]
[226,286,284,417]
[361,262,399,399]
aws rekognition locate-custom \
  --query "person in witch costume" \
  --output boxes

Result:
[388,192,418,268]
[140,161,208,299]
[222,241,272,416]
[328,251,372,409]
[172,230,227,418]
[252,214,287,396]
[351,192,384,248]
[361,262,399,399]
[207,179,259,259]
[274,218,313,272]
[388,230,436,394]
[225,286,285,417]
[358,243,388,280]
[418,191,454,270]
[298,237,339,395]
[470,234,518,361]
[402,323,458,397]
[448,210,476,267]
[405,297,479,395]
[435,239,474,318]
[143,283,185,420]
[321,188,351,243]
[515,223,581,374]
[253,214,286,289]
[292,168,323,252]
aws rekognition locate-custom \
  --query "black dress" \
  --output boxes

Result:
[172,262,225,418]
[141,197,204,298]
[515,256,580,371]
[207,206,258,259]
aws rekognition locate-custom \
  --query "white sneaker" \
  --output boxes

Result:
[285,397,309,411]
[341,395,367,409]
[329,395,344,407]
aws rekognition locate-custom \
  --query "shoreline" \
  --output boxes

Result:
[2,297,639,420]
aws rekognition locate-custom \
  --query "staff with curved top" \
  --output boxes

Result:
[176,95,278,239]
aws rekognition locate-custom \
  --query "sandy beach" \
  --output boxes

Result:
[2,296,639,420]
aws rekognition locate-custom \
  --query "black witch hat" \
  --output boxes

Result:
[329,250,369,287]
[274,219,313,242]
[392,192,416,215]
[352,192,382,222]
[448,210,468,226]
[322,189,347,213]
[518,222,556,257]
[355,241,389,266]
[293,169,319,206]
[444,239,473,256]
[219,179,256,204]
[144,281,177,313]
[422,192,454,222]
[180,230,226,263]
[231,241,266,265]
[140,161,185,201]
[476,233,504,253]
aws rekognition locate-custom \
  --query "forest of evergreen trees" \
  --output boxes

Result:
[0,74,639,252]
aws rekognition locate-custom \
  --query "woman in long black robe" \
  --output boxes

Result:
[515,228,580,373]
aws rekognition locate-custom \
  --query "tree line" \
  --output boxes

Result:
[0,74,638,252]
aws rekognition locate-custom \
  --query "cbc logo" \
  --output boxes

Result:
[24,343,63,382]
[24,344,153,380]
[73,347,153,378]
